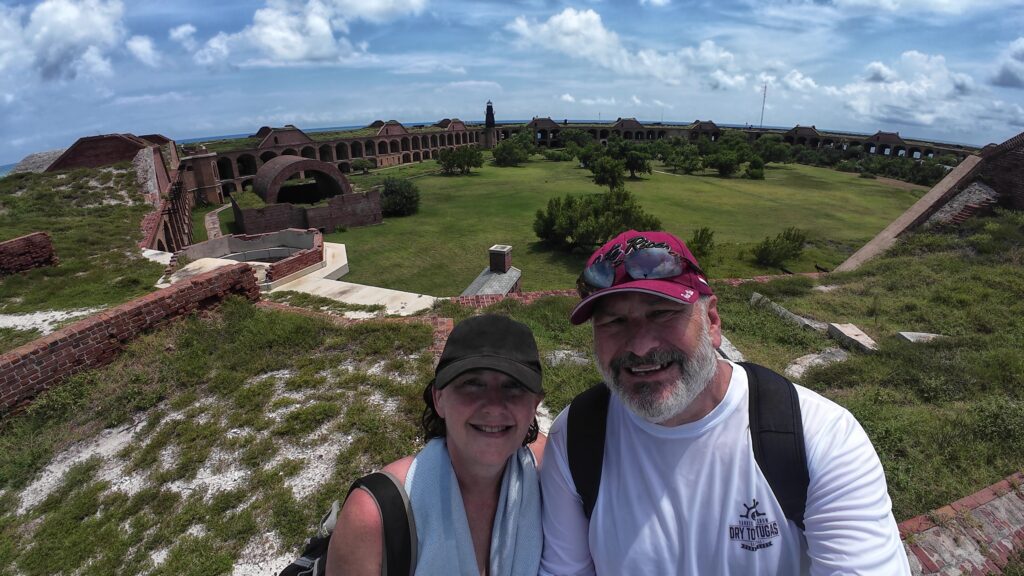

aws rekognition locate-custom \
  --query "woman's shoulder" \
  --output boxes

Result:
[382,455,415,485]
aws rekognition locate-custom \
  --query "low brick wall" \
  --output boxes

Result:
[266,233,324,283]
[0,263,259,414]
[900,471,1024,575]
[450,289,577,309]
[0,232,58,275]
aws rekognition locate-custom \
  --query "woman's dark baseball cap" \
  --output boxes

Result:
[434,314,544,394]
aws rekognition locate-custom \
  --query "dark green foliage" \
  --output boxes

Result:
[380,177,420,216]
[707,150,740,177]
[351,158,373,174]
[668,144,702,174]
[624,150,652,178]
[752,134,791,163]
[492,132,535,167]
[559,128,592,148]
[753,227,807,266]
[687,227,716,267]
[533,186,661,252]
[542,149,573,162]
[589,156,626,191]
[437,146,484,175]
[576,143,605,169]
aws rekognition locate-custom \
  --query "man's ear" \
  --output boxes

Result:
[705,295,722,349]
[432,384,446,419]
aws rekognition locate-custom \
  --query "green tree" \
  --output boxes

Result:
[753,227,807,267]
[744,156,765,180]
[560,127,592,148]
[752,134,791,164]
[590,156,626,192]
[351,159,372,174]
[624,150,652,179]
[669,144,702,174]
[437,148,459,175]
[578,143,605,169]
[456,146,483,174]
[534,186,661,252]
[707,151,739,177]
[716,130,753,163]
[492,140,530,167]
[380,177,420,216]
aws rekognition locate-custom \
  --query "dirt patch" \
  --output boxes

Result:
[875,176,929,192]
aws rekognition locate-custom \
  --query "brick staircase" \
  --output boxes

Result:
[947,197,998,227]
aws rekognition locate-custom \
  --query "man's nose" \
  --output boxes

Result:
[621,321,661,358]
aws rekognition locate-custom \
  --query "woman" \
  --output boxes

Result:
[327,314,547,576]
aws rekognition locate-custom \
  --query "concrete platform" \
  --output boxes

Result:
[272,275,436,316]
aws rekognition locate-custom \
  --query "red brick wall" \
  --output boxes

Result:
[0,232,57,275]
[0,263,259,414]
[266,233,324,282]
[239,191,381,235]
[981,146,1024,210]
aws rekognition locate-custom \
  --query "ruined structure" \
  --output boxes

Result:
[232,157,381,235]
[0,232,57,275]
[460,245,522,297]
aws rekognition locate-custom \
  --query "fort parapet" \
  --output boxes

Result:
[0,232,58,275]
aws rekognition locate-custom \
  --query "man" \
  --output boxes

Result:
[539,230,910,575]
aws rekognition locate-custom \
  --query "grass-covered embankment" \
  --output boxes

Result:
[0,167,165,351]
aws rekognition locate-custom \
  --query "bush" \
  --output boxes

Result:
[534,186,661,252]
[380,177,420,217]
[752,227,807,267]
[492,140,530,167]
[438,147,484,175]
[707,151,739,177]
[351,159,372,174]
[687,227,715,269]
[542,150,573,162]
[744,157,765,180]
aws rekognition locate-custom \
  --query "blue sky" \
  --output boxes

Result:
[1,0,1024,164]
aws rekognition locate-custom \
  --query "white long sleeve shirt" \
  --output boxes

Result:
[539,362,910,575]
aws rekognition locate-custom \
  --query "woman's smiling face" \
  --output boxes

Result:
[433,368,542,470]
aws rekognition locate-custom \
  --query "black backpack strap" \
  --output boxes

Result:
[567,383,611,519]
[741,362,810,531]
[346,471,418,576]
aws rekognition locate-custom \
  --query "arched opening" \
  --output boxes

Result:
[338,162,351,173]
[600,129,609,139]
[500,130,509,140]
[647,131,655,140]
[282,148,298,156]
[412,137,420,150]
[217,157,236,180]
[301,146,316,159]
[881,145,892,156]
[240,179,254,192]
[431,134,439,147]
[389,140,399,154]
[623,131,633,140]
[365,140,376,156]
[335,142,349,160]
[658,131,666,139]
[237,154,257,177]
[319,145,334,162]
[163,222,173,250]
[810,138,820,148]
[925,149,935,159]
[462,132,468,144]
[260,151,277,163]
[222,182,237,194]
[413,151,421,161]
[378,141,388,155]
[156,239,166,252]
[350,141,363,158]
[401,137,410,152]
[911,149,922,159]
[867,144,877,154]
[896,147,906,157]
[402,153,411,164]
[277,169,346,205]
[423,150,431,160]
[796,137,807,146]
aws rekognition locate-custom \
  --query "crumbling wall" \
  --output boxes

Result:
[0,232,58,275]
[0,263,259,414]
[266,233,323,282]
[980,132,1024,210]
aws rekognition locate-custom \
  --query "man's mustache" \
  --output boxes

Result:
[610,347,688,374]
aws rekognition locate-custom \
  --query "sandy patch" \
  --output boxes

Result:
[0,306,105,335]
[165,448,250,499]
[232,532,294,576]
[18,421,142,514]
[536,402,553,435]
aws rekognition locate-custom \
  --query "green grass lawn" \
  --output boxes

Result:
[332,157,924,296]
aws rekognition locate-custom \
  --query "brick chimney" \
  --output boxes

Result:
[489,244,512,273]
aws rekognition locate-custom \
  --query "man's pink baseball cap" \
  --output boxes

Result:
[569,230,713,325]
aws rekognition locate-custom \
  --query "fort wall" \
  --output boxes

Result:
[0,263,259,414]
[0,232,58,275]
[980,132,1024,210]
[234,190,381,235]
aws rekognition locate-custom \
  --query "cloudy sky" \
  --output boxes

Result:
[1,0,1024,164]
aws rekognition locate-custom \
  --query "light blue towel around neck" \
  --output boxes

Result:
[405,438,542,576]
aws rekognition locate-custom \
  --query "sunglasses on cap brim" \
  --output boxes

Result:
[576,246,704,298]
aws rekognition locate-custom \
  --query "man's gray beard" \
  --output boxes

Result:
[598,319,719,424]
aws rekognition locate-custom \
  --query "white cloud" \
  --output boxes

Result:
[506,8,718,85]
[194,32,232,66]
[864,61,897,83]
[560,93,575,102]
[169,24,197,51]
[652,99,673,109]
[440,80,502,91]
[112,91,188,105]
[830,0,1018,15]
[639,0,671,5]
[2,93,14,105]
[782,69,817,91]
[991,37,1024,89]
[580,96,616,106]
[709,69,747,90]
[824,51,980,127]
[189,0,426,67]
[9,0,126,80]
[392,58,466,75]
[631,95,644,105]
[127,35,160,67]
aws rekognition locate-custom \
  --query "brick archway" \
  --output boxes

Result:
[253,156,352,205]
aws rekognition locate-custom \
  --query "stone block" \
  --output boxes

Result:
[898,331,946,344]
[827,323,878,353]
[717,334,746,362]
[784,347,850,381]
[750,292,828,333]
